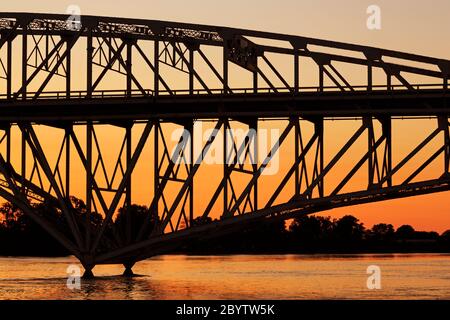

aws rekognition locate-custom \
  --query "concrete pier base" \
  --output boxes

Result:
[122,263,135,277]
[82,267,95,279]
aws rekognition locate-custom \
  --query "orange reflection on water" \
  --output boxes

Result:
[1,254,450,300]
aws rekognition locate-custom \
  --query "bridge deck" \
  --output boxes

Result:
[0,85,449,122]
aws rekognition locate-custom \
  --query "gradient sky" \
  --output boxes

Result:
[2,1,450,232]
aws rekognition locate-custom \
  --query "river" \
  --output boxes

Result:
[1,253,450,299]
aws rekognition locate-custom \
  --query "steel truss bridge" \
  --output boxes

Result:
[1,12,450,277]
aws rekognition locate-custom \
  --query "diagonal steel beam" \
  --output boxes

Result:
[322,66,345,91]
[32,34,82,99]
[14,37,65,98]
[0,155,81,258]
[90,121,153,253]
[402,145,446,185]
[170,41,212,94]
[135,122,196,241]
[225,120,295,218]
[91,40,127,92]
[157,120,224,233]
[331,135,386,196]
[100,36,147,95]
[0,23,18,49]
[302,122,368,197]
[256,66,278,92]
[378,127,441,186]
[328,63,354,91]
[197,47,232,94]
[202,120,257,218]
[134,42,173,94]
[69,127,120,248]
[20,124,84,249]
[261,55,292,93]
[265,131,319,208]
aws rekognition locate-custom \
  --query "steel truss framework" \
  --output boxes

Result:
[1,13,450,274]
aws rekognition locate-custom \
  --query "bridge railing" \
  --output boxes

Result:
[0,83,447,101]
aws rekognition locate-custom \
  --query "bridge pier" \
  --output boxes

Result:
[122,262,135,277]
[82,265,95,279]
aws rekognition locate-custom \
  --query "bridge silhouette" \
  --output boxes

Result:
[1,12,450,277]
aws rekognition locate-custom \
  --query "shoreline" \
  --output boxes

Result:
[2,249,450,259]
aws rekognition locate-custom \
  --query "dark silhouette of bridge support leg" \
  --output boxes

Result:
[122,262,135,277]
[82,265,95,279]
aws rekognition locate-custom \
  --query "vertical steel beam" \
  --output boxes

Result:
[303,122,367,197]
[21,130,26,188]
[253,70,258,93]
[319,65,324,92]
[66,42,71,98]
[187,121,194,225]
[379,122,440,186]
[89,121,153,252]
[382,117,392,187]
[86,122,93,235]
[125,124,132,243]
[294,52,299,94]
[126,41,132,97]
[154,40,159,96]
[126,125,132,207]
[6,38,12,100]
[223,42,228,94]
[189,48,194,95]
[45,32,49,70]
[32,35,81,100]
[294,119,300,195]
[65,128,70,200]
[21,25,27,100]
[446,123,450,174]
[223,119,229,215]
[316,119,324,197]
[367,117,374,187]
[6,126,11,164]
[158,120,223,231]
[153,122,159,218]
[440,116,450,174]
[86,28,93,98]
[226,121,295,218]
[250,118,258,211]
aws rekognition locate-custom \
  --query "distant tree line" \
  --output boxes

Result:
[1,199,450,256]
[0,198,158,256]
[182,215,450,254]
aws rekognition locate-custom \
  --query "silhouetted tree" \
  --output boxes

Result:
[114,204,160,241]
[243,219,287,251]
[369,223,395,241]
[0,202,24,230]
[0,197,108,256]
[0,201,68,256]
[289,215,334,249]
[332,215,365,244]
[396,225,415,239]
[441,230,450,243]
[69,196,103,228]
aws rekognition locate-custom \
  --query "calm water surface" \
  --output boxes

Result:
[1,253,450,299]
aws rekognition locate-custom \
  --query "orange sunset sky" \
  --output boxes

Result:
[2,0,450,233]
